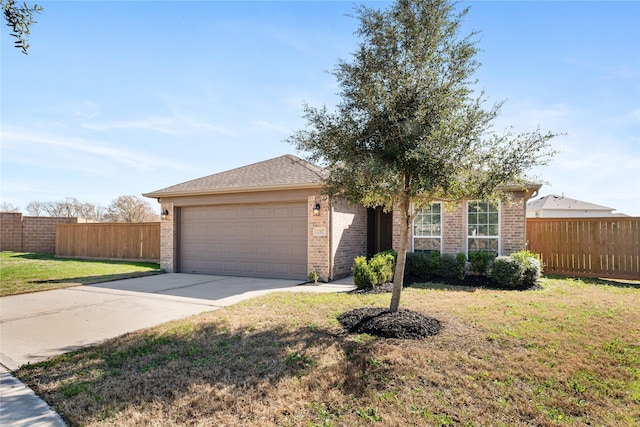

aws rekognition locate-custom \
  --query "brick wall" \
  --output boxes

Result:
[500,192,527,255]
[442,202,467,254]
[330,199,367,279]
[392,194,528,257]
[160,202,176,272]
[0,213,78,253]
[308,195,330,281]
[0,212,23,251]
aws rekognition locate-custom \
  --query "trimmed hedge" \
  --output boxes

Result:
[406,251,440,279]
[353,250,396,289]
[488,250,543,288]
[468,251,496,275]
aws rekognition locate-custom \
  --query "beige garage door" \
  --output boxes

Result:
[179,203,308,279]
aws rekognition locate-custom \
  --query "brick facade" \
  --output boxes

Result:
[307,195,330,281]
[0,213,78,253]
[160,202,176,272]
[154,192,527,281]
[330,199,367,279]
[0,212,23,252]
[442,202,467,254]
[500,192,528,255]
[392,194,529,257]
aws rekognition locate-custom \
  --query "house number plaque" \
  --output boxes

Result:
[313,227,327,237]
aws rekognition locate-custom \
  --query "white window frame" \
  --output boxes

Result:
[466,200,500,255]
[412,202,443,253]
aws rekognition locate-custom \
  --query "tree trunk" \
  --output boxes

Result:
[389,191,411,313]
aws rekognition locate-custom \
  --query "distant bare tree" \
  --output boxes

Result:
[25,200,45,216]
[105,195,158,223]
[25,198,106,220]
[0,201,20,212]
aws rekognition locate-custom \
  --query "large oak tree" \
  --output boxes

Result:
[288,0,557,312]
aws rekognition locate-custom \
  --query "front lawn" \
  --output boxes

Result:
[16,276,639,426]
[0,252,162,296]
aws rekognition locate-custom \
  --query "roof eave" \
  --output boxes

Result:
[143,182,323,200]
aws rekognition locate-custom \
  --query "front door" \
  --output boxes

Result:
[367,207,393,258]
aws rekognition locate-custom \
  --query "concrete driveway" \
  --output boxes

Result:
[0,273,354,371]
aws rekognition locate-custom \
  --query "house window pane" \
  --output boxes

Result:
[468,238,498,253]
[414,238,441,252]
[468,201,499,254]
[413,202,442,252]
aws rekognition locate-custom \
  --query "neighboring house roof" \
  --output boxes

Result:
[527,194,615,212]
[143,154,327,198]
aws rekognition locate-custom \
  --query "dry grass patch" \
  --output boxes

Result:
[16,278,640,426]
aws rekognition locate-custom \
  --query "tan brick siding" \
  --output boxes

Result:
[442,203,467,254]
[0,212,23,251]
[308,196,330,281]
[0,213,78,253]
[393,194,528,257]
[330,199,367,279]
[500,192,527,255]
[160,202,176,272]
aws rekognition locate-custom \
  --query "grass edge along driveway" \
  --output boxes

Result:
[15,276,640,426]
[0,252,163,297]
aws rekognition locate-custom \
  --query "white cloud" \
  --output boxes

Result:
[1,127,190,173]
[250,120,291,135]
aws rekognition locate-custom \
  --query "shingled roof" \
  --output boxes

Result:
[143,154,327,198]
[527,194,614,212]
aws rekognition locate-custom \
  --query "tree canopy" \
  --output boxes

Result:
[288,0,557,312]
[1,0,42,54]
[104,195,158,223]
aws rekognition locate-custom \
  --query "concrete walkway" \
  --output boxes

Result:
[0,274,355,426]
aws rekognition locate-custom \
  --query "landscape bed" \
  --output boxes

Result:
[15,275,640,426]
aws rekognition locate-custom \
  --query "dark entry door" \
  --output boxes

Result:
[367,207,393,257]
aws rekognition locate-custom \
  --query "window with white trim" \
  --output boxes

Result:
[413,202,442,253]
[467,201,499,254]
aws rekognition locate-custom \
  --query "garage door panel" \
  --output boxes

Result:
[180,203,307,279]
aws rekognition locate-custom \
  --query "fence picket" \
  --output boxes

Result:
[55,223,160,262]
[527,217,640,280]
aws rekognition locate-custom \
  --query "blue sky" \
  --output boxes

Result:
[2,0,639,216]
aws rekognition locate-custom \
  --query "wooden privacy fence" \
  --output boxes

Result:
[56,223,160,262]
[526,217,640,280]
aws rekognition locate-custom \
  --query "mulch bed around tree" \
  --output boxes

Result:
[341,275,541,339]
[337,307,442,339]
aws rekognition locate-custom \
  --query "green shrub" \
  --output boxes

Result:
[352,251,396,289]
[308,270,319,283]
[378,249,398,262]
[406,251,441,279]
[456,252,467,279]
[510,250,541,262]
[511,250,542,285]
[468,251,496,275]
[427,251,441,274]
[368,252,395,285]
[488,256,523,288]
[522,257,542,285]
[353,256,373,289]
[406,252,429,279]
[436,254,463,279]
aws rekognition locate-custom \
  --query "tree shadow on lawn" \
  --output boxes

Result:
[16,317,419,426]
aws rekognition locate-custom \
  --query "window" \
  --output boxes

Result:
[467,201,499,254]
[413,202,442,252]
